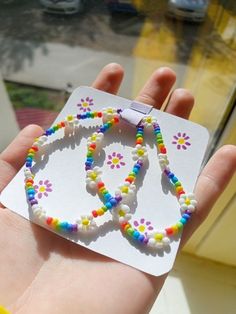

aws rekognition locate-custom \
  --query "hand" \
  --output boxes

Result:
[0,63,235,314]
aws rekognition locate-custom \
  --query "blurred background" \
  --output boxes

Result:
[0,1,235,313]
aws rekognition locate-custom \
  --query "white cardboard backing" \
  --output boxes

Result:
[0,87,209,276]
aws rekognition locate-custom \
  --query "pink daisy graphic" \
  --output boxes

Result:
[133,218,153,235]
[77,97,94,112]
[172,132,191,150]
[107,152,125,170]
[34,179,53,199]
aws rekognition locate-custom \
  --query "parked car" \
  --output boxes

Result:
[39,0,84,15]
[106,0,138,14]
[167,0,209,22]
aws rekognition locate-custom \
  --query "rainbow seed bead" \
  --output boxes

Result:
[24,109,123,233]
[24,107,197,251]
[86,123,145,219]
[114,118,197,249]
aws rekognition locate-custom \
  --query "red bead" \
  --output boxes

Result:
[165,227,174,235]
[98,112,102,118]
[121,221,128,230]
[61,121,65,127]
[26,178,34,184]
[31,146,39,152]
[90,143,96,149]
[113,117,119,123]
[46,217,53,225]
[178,190,185,196]
[97,182,105,189]
[92,210,98,218]
[125,177,133,184]
[160,147,167,154]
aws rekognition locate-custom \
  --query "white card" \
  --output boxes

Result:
[0,87,209,276]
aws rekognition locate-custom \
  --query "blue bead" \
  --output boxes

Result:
[183,214,191,220]
[68,224,74,232]
[172,176,179,183]
[133,231,140,239]
[104,193,112,201]
[138,234,145,242]
[62,222,69,230]
[105,202,112,209]
[180,218,187,225]
[110,198,118,206]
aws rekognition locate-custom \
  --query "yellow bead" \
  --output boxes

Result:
[154,233,163,241]
[52,218,59,227]
[97,209,104,216]
[172,225,179,234]
[66,115,73,121]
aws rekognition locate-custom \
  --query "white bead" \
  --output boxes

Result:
[89,181,96,189]
[155,242,164,249]
[162,237,170,245]
[188,205,195,212]
[147,238,156,247]
[120,204,130,213]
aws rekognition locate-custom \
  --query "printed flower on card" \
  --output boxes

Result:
[107,152,125,169]
[133,218,153,235]
[172,132,191,150]
[34,180,52,199]
[77,97,94,112]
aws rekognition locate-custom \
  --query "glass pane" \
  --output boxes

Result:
[0,0,235,155]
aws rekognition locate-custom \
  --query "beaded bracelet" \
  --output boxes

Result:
[24,108,197,250]
[82,112,197,248]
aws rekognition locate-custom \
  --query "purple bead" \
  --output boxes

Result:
[137,160,143,166]
[164,169,171,175]
[143,238,149,245]
[30,199,38,206]
[185,210,192,216]
[72,224,78,232]
[115,195,122,202]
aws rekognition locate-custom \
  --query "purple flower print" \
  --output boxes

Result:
[107,152,126,169]
[172,132,191,150]
[133,218,153,235]
[34,179,53,199]
[77,97,94,112]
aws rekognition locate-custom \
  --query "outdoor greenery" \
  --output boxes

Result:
[5,82,66,111]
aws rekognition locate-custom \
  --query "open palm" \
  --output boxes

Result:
[1,64,235,314]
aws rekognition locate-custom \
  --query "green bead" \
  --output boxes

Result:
[127,228,134,236]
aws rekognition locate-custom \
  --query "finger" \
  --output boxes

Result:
[0,124,43,193]
[135,67,176,109]
[181,145,236,245]
[92,63,124,94]
[165,88,194,119]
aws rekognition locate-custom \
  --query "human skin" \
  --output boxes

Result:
[0,63,235,314]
